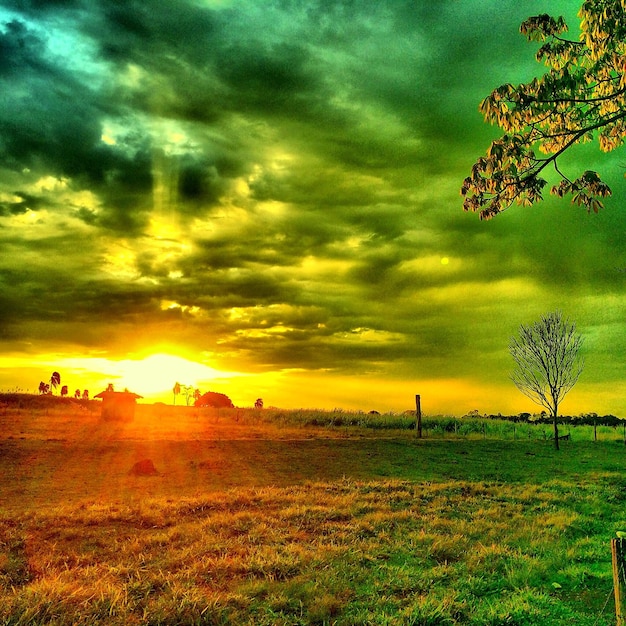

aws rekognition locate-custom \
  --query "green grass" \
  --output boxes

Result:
[0,396,624,624]
[1,478,623,625]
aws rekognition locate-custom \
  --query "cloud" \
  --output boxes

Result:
[0,0,624,413]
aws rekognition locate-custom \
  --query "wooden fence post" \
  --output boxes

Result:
[415,394,422,439]
[612,537,626,625]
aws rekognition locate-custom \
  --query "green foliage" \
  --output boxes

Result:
[195,390,234,408]
[461,1,625,219]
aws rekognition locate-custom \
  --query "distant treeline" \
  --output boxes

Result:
[0,392,92,409]
[0,393,622,429]
[476,413,623,426]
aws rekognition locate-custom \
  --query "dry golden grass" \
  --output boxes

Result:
[1,478,622,625]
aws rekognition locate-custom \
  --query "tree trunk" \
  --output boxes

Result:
[553,408,559,451]
[415,394,422,439]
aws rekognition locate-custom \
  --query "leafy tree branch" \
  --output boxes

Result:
[462,2,626,219]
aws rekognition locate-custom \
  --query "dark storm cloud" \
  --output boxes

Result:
[0,17,157,235]
[1,0,81,12]
[0,18,47,75]
[0,0,428,223]
[0,21,100,172]
[0,192,39,216]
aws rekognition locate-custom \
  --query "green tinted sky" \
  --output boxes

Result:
[0,0,624,414]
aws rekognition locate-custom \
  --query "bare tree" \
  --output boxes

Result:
[510,311,584,450]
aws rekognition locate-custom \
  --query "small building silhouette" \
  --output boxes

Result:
[94,386,142,421]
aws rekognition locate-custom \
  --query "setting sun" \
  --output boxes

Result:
[108,353,225,396]
[0,351,245,403]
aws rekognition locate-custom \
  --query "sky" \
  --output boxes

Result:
[0,0,624,415]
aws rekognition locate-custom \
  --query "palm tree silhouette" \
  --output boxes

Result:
[49,372,61,394]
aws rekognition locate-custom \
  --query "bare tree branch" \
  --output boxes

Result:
[509,311,584,450]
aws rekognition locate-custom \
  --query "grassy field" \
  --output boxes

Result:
[1,395,625,624]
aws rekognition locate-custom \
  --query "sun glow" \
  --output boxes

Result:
[109,354,222,395]
[30,352,239,401]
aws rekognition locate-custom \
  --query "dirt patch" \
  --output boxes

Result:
[129,459,158,476]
